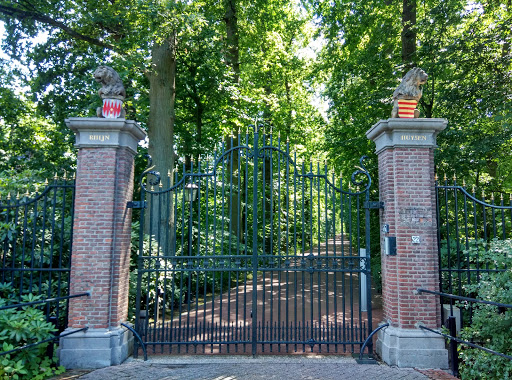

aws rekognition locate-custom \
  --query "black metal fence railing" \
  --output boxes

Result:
[435,179,512,300]
[417,288,512,378]
[0,178,75,327]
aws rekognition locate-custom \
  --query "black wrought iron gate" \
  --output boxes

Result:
[134,129,373,355]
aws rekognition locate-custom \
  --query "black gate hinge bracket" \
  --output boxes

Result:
[127,201,147,209]
[364,201,384,210]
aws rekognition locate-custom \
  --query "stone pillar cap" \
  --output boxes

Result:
[366,118,448,154]
[66,117,147,154]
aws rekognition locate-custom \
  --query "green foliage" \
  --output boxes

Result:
[0,283,65,380]
[458,239,512,380]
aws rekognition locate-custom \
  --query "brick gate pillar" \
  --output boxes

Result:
[58,118,146,368]
[366,118,449,368]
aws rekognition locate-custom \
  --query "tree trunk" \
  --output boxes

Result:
[145,36,177,252]
[402,0,416,69]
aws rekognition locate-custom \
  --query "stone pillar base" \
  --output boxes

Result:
[58,327,133,368]
[377,326,448,369]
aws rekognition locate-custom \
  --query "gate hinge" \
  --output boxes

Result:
[364,201,384,210]
[127,201,147,209]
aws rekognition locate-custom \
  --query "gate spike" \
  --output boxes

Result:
[6,193,10,201]
[443,173,447,181]
[453,174,457,182]
[434,173,438,181]
[25,190,29,197]
[45,178,49,186]
[491,193,495,201]
[54,172,58,181]
[462,179,466,188]
[482,189,485,198]
[63,170,67,180]
[472,185,476,194]
[501,193,504,201]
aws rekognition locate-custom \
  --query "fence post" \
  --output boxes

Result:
[366,118,449,368]
[58,117,146,368]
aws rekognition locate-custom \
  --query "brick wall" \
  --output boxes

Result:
[68,147,135,329]
[379,147,441,329]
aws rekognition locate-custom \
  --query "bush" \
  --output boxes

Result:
[0,283,65,380]
[458,239,512,380]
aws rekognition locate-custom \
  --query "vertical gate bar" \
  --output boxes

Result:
[187,165,193,352]
[57,184,68,314]
[227,136,234,352]
[46,184,59,303]
[341,192,346,351]
[235,135,242,352]
[323,162,329,352]
[332,172,338,352]
[219,141,227,353]
[28,196,38,296]
[501,195,506,239]
[261,131,267,353]
[210,149,218,354]
[365,186,373,353]
[482,196,488,271]
[177,164,187,353]
[243,131,249,352]
[301,162,306,352]
[203,160,210,353]
[285,141,290,352]
[169,169,180,353]
[134,184,146,358]
[471,188,479,300]
[435,179,444,305]
[316,161,321,350]
[452,180,462,296]
[355,192,362,344]
[156,185,164,352]
[195,161,202,350]
[162,184,169,353]
[462,187,471,292]
[349,193,354,352]
[21,201,30,296]
[11,199,20,294]
[269,134,274,352]
[277,138,282,351]
[293,152,298,352]
[443,177,453,296]
[309,162,314,345]
[491,195,497,239]
[251,128,259,356]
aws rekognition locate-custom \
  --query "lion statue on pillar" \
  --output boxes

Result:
[391,67,428,118]
[94,66,126,118]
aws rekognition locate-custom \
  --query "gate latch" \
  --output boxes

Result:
[363,201,384,210]
[127,201,147,209]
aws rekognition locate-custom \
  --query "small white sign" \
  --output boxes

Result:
[412,236,421,244]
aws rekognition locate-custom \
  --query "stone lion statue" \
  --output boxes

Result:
[391,67,428,118]
[94,66,126,117]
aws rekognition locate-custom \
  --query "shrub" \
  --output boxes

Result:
[0,283,65,380]
[458,239,512,380]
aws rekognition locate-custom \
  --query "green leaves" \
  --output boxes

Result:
[0,283,62,380]
[458,239,512,379]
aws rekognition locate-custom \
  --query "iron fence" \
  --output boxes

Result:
[134,128,374,355]
[436,179,512,299]
[0,178,75,329]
